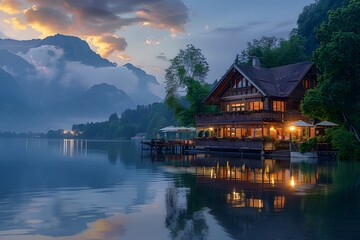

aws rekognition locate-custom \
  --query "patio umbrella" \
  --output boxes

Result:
[315,121,338,127]
[289,120,313,127]
[177,127,196,132]
[159,126,179,132]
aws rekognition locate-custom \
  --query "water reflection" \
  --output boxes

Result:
[0,139,359,240]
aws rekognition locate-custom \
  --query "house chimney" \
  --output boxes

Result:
[252,56,260,67]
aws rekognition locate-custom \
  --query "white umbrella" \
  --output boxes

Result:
[315,121,338,127]
[289,120,313,127]
[177,127,196,132]
[159,126,179,132]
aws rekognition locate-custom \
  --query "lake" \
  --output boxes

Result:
[0,138,359,240]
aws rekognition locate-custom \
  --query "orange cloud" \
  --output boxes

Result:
[116,53,132,61]
[0,0,22,14]
[24,5,72,36]
[88,35,128,57]
[3,17,27,30]
[0,0,189,57]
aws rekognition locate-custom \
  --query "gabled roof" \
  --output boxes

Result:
[204,61,314,104]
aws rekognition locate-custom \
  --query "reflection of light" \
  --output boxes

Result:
[210,168,216,179]
[290,176,295,187]
[271,176,275,186]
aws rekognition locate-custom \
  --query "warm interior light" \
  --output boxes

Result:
[209,127,213,131]
[270,127,274,131]
[290,176,295,187]
[290,126,295,131]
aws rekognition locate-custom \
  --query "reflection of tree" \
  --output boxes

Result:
[301,161,360,239]
[165,182,209,240]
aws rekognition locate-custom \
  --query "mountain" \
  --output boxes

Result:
[123,63,162,105]
[0,68,24,106]
[0,34,163,131]
[39,34,115,67]
[123,63,159,86]
[57,83,135,118]
[0,49,35,77]
[0,38,40,54]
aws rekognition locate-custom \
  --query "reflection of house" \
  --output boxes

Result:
[196,58,316,141]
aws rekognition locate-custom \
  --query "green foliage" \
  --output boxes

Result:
[302,0,360,143]
[239,35,308,67]
[326,127,360,160]
[108,112,119,122]
[165,44,209,98]
[165,45,216,126]
[297,0,350,55]
[72,102,176,139]
[299,137,318,153]
[301,87,334,120]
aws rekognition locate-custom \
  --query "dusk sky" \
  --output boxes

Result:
[0,0,314,87]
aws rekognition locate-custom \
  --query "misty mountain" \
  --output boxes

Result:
[123,63,162,105]
[0,49,35,77]
[124,63,159,86]
[39,34,115,68]
[0,38,40,54]
[0,34,163,131]
[0,68,24,107]
[57,83,134,118]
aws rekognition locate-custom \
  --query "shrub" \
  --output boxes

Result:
[299,137,317,153]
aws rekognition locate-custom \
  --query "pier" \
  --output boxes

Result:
[141,139,195,155]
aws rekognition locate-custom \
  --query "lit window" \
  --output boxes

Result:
[304,79,310,89]
[272,101,285,112]
[247,101,264,111]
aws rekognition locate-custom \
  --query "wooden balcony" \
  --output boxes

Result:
[196,111,303,125]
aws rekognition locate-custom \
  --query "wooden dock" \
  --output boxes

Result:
[141,139,195,155]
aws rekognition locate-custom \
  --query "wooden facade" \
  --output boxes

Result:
[196,60,317,141]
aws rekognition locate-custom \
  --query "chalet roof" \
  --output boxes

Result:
[205,61,314,103]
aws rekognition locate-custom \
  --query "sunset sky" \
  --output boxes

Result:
[0,0,314,85]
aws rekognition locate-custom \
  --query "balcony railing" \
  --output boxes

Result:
[196,111,303,125]
[195,138,276,151]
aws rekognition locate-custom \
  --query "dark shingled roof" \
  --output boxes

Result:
[235,61,314,97]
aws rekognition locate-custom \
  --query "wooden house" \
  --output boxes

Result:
[196,58,316,142]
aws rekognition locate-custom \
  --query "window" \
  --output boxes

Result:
[227,103,245,112]
[303,79,310,89]
[272,101,285,112]
[247,101,264,111]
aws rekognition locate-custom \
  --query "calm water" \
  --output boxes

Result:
[0,139,359,240]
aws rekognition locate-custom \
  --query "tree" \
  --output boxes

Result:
[165,44,209,97]
[108,112,119,122]
[239,35,308,68]
[315,0,360,141]
[165,45,214,126]
[302,0,360,145]
[297,0,350,55]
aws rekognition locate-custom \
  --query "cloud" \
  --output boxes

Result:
[0,0,22,14]
[24,5,73,35]
[156,53,168,61]
[62,62,139,94]
[1,0,189,56]
[18,45,139,94]
[273,20,295,29]
[19,45,64,83]
[144,37,160,45]
[88,35,128,57]
[210,21,265,34]
[3,17,27,30]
